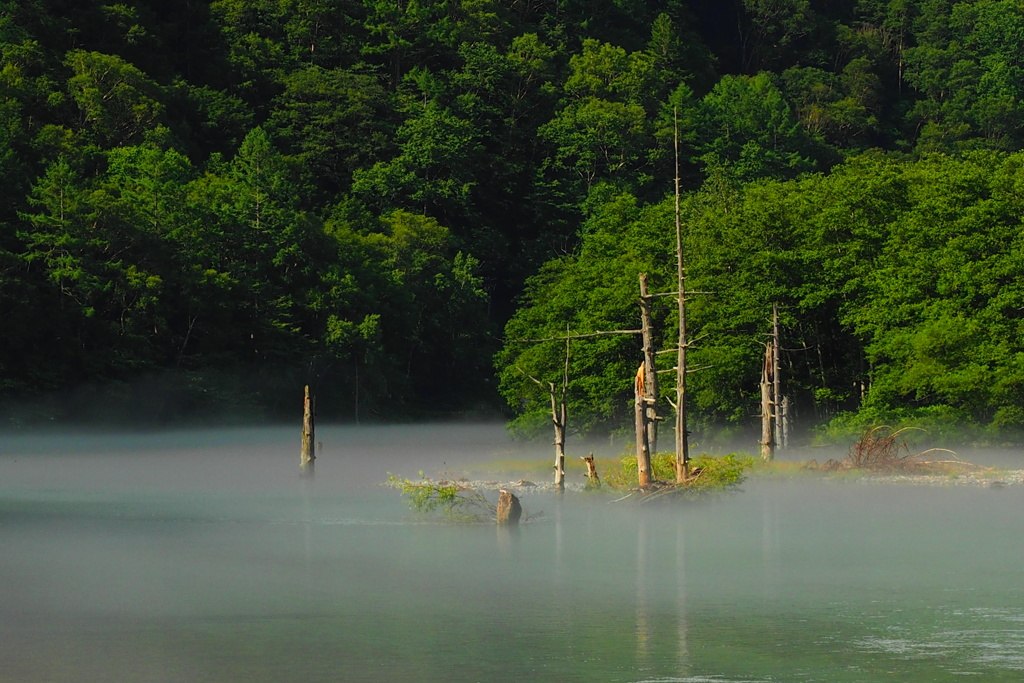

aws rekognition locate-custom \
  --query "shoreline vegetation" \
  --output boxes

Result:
[389,457,1021,514]
[388,426,1019,520]
[387,457,1022,523]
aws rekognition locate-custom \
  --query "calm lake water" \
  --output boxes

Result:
[2,424,1024,682]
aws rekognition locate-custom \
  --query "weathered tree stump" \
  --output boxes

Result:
[496,489,522,525]
[300,385,316,476]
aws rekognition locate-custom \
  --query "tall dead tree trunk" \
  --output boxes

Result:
[781,395,790,450]
[522,372,568,492]
[635,362,652,487]
[522,337,569,492]
[760,344,775,461]
[772,302,784,450]
[301,385,316,476]
[552,334,569,491]
[673,108,690,483]
[639,273,659,455]
[551,379,567,491]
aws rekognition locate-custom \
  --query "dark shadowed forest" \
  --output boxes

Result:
[2,0,1024,442]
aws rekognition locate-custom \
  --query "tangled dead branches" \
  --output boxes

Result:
[813,426,968,474]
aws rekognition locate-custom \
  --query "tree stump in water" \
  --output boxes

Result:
[581,453,600,486]
[496,489,522,525]
[300,385,316,477]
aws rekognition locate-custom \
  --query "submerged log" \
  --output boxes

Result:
[496,489,522,525]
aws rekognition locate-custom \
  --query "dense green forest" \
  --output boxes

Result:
[1,0,1023,439]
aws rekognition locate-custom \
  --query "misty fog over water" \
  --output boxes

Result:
[3,424,1024,682]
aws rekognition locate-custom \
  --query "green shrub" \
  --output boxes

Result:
[606,451,754,493]
[686,453,755,491]
[385,472,495,522]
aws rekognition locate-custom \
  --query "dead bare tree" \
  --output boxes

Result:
[673,107,690,483]
[772,302,786,450]
[519,334,569,492]
[638,273,660,454]
[759,303,789,460]
[515,327,641,491]
[760,342,775,461]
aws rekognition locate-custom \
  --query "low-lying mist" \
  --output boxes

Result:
[4,423,1024,682]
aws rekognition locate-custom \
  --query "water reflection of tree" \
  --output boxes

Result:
[636,514,651,666]
[676,520,690,673]
[633,514,692,675]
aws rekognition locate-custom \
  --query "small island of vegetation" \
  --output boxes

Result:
[385,423,1019,523]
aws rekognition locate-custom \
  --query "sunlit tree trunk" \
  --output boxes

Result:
[760,345,775,461]
[639,273,659,455]
[635,363,652,487]
[301,385,316,476]
[552,381,566,491]
[673,109,690,483]
[581,453,600,485]
[772,302,784,450]
[552,333,569,492]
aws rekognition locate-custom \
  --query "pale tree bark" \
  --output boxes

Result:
[772,302,785,450]
[760,344,775,461]
[551,379,567,491]
[781,395,790,450]
[673,108,690,483]
[639,273,659,455]
[520,335,570,492]
[552,333,569,491]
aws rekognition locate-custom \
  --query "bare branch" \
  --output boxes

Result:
[644,290,715,298]
[654,333,708,354]
[513,329,641,343]
[660,364,713,374]
[515,365,544,387]
[688,333,710,346]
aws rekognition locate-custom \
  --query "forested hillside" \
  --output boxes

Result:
[1,1,1022,436]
